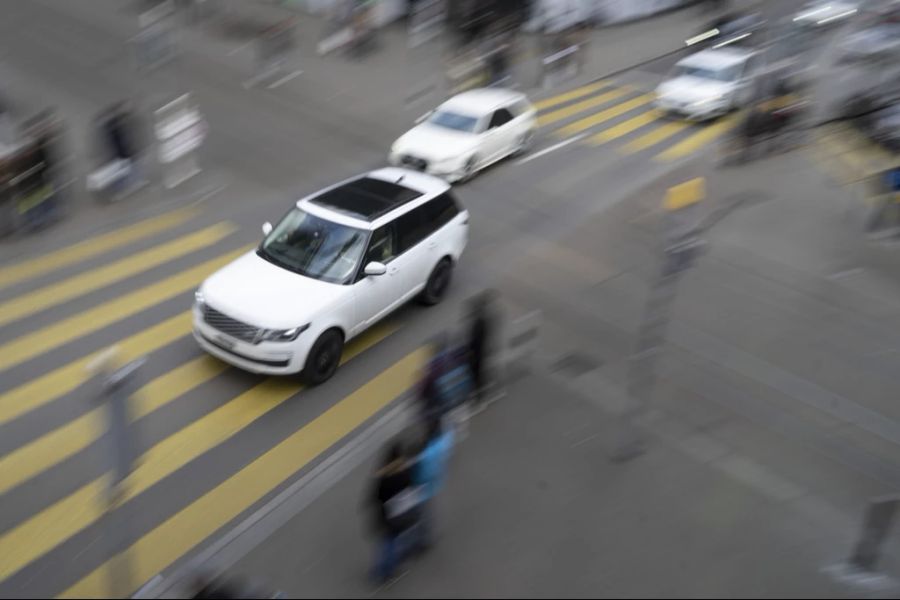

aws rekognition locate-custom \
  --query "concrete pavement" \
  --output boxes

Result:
[2,2,900,597]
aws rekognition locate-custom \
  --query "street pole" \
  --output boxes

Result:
[612,178,707,463]
[86,347,146,599]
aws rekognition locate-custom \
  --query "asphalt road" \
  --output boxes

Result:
[1,1,898,597]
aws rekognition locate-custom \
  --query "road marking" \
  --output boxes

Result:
[534,80,609,111]
[555,95,654,138]
[537,88,630,128]
[586,108,661,145]
[0,356,227,496]
[0,247,250,373]
[0,312,191,427]
[0,208,199,292]
[654,116,737,162]
[622,120,689,154]
[267,69,303,89]
[0,325,396,585]
[0,223,235,328]
[227,40,254,56]
[513,133,588,166]
[60,345,427,598]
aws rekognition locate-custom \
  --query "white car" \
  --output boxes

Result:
[389,88,537,183]
[655,47,759,121]
[193,168,469,383]
[792,0,860,28]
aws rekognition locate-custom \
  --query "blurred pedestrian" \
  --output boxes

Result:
[466,290,501,411]
[412,417,454,552]
[419,334,473,438]
[369,441,420,584]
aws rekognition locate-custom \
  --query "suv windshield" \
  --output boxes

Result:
[258,208,368,284]
[428,110,480,132]
[676,63,742,82]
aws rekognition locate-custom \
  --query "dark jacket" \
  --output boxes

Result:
[372,461,413,536]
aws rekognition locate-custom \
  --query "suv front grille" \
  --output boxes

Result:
[203,306,261,344]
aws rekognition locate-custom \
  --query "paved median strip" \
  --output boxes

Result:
[0,324,397,586]
[0,208,200,292]
[0,246,251,373]
[0,223,235,328]
[60,344,427,598]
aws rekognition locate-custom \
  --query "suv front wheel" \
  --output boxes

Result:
[303,329,344,385]
[419,258,453,305]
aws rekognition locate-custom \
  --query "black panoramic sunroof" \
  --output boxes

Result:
[310,177,423,221]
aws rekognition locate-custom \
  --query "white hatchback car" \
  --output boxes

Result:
[389,88,537,183]
[193,168,469,383]
[655,47,759,121]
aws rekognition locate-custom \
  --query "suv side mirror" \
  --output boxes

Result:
[364,261,387,277]
[262,222,273,236]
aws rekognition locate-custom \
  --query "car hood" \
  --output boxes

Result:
[200,250,351,330]
[657,77,734,104]
[392,123,479,162]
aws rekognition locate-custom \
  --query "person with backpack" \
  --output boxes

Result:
[368,441,421,584]
[412,417,454,551]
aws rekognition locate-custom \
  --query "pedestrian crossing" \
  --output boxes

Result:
[811,123,899,187]
[0,208,423,598]
[534,80,737,162]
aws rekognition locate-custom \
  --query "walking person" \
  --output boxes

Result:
[368,441,420,584]
[466,290,502,411]
[419,335,474,439]
[412,417,454,552]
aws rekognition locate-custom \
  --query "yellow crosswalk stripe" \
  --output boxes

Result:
[586,108,663,145]
[655,116,738,162]
[0,356,227,496]
[0,224,235,328]
[534,80,609,111]
[537,87,630,127]
[0,247,250,373]
[623,120,689,153]
[0,312,191,427]
[61,345,427,599]
[1,324,396,585]
[556,95,655,138]
[0,208,199,292]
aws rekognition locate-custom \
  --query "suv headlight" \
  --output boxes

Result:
[259,324,310,343]
[194,290,205,309]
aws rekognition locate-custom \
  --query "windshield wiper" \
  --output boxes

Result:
[257,247,304,275]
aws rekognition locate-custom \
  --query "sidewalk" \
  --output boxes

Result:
[226,369,857,598]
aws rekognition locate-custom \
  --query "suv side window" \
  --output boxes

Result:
[396,204,434,252]
[366,223,397,265]
[488,108,514,129]
[423,192,460,229]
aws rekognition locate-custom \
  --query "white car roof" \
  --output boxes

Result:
[297,167,451,230]
[676,48,754,71]
[439,88,528,116]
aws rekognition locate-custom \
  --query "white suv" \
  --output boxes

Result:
[193,168,469,383]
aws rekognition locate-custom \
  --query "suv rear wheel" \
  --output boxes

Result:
[419,258,453,305]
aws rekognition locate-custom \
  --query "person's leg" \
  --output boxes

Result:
[374,534,398,583]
